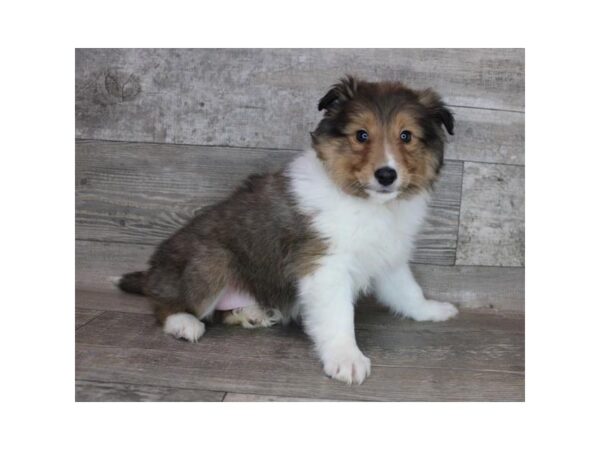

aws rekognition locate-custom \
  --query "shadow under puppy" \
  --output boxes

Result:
[117,76,457,385]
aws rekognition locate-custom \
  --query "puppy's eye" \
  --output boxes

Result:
[356,130,369,143]
[400,130,412,143]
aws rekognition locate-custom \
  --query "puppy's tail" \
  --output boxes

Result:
[112,271,147,296]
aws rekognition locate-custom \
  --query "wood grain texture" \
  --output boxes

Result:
[75,309,104,329]
[456,162,525,266]
[77,344,523,401]
[414,159,462,265]
[223,393,332,402]
[76,240,524,311]
[412,264,524,312]
[75,308,523,401]
[75,49,524,164]
[447,107,524,165]
[76,240,153,292]
[76,309,523,373]
[76,380,225,402]
[75,141,296,246]
[76,289,153,315]
[76,140,462,265]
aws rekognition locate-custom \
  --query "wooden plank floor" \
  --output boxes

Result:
[75,289,524,402]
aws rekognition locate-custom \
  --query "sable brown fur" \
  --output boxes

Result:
[119,171,326,323]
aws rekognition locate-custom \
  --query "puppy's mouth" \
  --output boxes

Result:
[365,186,400,202]
[367,187,397,194]
[364,183,401,194]
[346,180,401,200]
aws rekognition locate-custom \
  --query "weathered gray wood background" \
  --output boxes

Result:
[75,48,525,311]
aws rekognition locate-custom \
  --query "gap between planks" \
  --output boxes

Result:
[75,138,525,168]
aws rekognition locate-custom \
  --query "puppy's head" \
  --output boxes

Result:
[311,76,454,202]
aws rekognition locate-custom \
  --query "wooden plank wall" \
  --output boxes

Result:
[75,48,525,311]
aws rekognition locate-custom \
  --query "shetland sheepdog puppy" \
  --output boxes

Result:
[117,76,457,384]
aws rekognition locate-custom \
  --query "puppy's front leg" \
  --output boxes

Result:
[299,267,371,385]
[374,263,458,321]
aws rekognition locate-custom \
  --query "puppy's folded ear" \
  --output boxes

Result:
[318,76,359,113]
[418,88,455,135]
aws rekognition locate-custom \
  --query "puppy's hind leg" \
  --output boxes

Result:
[181,243,232,320]
[150,242,232,342]
[152,291,208,343]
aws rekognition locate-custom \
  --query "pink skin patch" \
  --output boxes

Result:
[214,285,256,311]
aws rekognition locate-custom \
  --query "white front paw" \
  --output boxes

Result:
[408,300,458,322]
[164,313,205,342]
[322,344,371,385]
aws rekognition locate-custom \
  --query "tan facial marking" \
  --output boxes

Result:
[313,81,447,199]
[389,111,439,192]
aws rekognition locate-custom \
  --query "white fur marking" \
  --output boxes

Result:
[164,313,205,342]
[366,189,399,203]
[108,276,121,288]
[287,150,433,384]
[384,141,397,169]
[288,150,429,294]
[298,264,372,384]
[322,341,371,385]
[383,140,402,188]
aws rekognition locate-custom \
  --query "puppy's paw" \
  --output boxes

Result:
[322,345,371,385]
[408,300,458,322]
[223,305,283,328]
[164,313,205,342]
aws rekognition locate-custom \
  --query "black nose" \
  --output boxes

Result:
[374,167,397,186]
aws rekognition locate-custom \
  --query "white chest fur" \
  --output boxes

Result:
[288,151,429,293]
